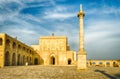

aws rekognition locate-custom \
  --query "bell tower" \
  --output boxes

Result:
[77,4,87,69]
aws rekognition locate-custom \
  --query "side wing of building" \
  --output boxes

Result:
[0,33,40,67]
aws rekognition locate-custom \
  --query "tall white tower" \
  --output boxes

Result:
[77,4,87,69]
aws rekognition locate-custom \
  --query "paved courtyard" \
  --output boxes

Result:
[0,65,120,79]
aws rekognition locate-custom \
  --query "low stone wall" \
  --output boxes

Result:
[87,60,120,67]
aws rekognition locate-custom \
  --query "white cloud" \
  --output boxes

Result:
[85,19,120,59]
[0,0,21,4]
[13,29,35,34]
[86,6,120,15]
[23,0,56,8]
[44,13,76,19]
[44,5,76,19]
[18,14,43,24]
[0,0,25,22]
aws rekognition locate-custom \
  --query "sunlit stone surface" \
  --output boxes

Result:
[0,66,120,79]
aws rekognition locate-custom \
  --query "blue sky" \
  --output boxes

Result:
[0,0,120,59]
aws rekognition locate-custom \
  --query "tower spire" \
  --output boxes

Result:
[77,4,87,70]
[80,4,82,11]
[78,4,85,51]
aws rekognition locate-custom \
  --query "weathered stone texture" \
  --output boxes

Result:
[0,66,120,79]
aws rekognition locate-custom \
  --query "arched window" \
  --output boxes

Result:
[18,45,21,49]
[12,42,16,49]
[6,39,10,46]
[106,62,110,67]
[0,38,3,45]
[113,62,118,67]
[23,47,25,51]
[30,50,32,54]
[99,62,103,65]
[18,45,21,52]
[92,62,96,65]
[27,49,29,53]
[106,62,110,65]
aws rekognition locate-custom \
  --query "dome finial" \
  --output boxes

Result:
[52,33,54,36]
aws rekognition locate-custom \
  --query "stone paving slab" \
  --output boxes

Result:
[0,65,120,79]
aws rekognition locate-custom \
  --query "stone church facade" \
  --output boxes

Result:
[31,34,75,65]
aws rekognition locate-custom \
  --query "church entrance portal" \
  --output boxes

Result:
[68,59,71,65]
[51,56,55,65]
[34,58,38,65]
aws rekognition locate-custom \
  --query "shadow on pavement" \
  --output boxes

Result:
[95,70,116,79]
[114,74,120,78]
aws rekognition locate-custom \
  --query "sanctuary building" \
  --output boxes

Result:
[31,34,75,65]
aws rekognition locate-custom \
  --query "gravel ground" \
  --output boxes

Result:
[0,65,120,79]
